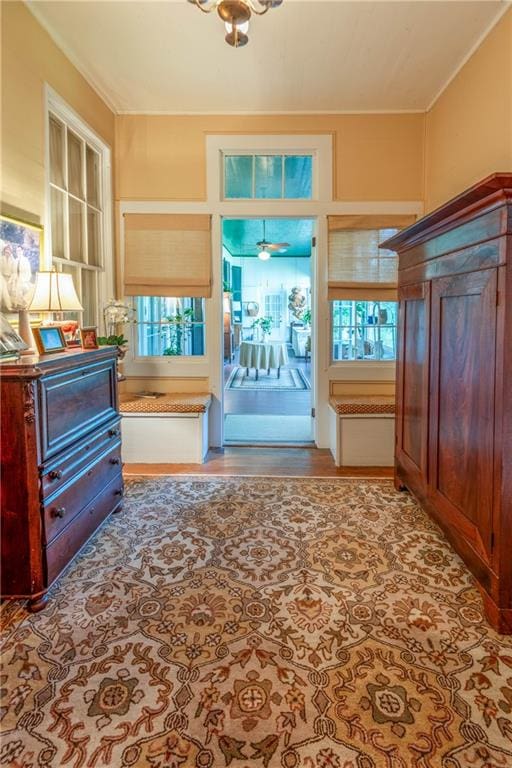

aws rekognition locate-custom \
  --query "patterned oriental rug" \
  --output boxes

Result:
[226,366,310,391]
[2,477,512,768]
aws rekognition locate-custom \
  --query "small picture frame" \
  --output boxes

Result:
[33,325,67,355]
[81,326,98,350]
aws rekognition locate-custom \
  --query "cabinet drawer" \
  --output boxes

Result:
[43,444,122,545]
[38,357,118,461]
[45,474,123,586]
[41,420,121,499]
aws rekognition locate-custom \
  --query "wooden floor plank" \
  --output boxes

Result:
[123,447,394,478]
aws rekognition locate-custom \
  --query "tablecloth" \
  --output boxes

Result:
[239,341,289,370]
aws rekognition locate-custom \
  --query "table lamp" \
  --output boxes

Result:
[26,270,83,352]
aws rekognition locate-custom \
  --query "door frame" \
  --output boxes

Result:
[220,214,317,447]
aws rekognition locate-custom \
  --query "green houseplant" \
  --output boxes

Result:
[251,316,274,341]
[162,307,195,356]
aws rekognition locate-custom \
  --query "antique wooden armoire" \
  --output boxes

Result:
[383,174,511,633]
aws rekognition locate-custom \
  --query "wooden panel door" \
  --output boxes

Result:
[429,268,497,563]
[396,282,430,495]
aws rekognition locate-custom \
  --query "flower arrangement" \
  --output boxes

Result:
[97,301,136,371]
[102,299,136,338]
[251,316,274,340]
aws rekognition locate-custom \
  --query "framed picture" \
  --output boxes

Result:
[0,214,43,314]
[33,325,67,355]
[81,326,98,349]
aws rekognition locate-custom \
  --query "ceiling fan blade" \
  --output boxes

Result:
[256,240,290,250]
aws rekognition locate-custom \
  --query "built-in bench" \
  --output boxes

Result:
[328,394,395,467]
[120,393,212,464]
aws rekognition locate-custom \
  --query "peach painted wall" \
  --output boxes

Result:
[1,1,115,223]
[424,8,512,212]
[115,113,425,202]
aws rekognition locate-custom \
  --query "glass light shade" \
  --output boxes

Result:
[225,19,249,33]
[258,249,271,261]
[29,271,83,311]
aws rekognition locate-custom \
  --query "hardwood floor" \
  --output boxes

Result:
[123,447,394,478]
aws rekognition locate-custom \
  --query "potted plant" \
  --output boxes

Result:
[251,316,274,341]
[162,307,194,356]
[98,300,136,379]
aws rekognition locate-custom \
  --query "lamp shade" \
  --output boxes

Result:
[29,271,83,312]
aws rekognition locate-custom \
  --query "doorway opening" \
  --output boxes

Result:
[222,217,314,446]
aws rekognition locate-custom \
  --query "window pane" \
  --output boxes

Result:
[87,207,101,266]
[86,146,100,208]
[69,198,85,262]
[284,155,312,198]
[67,130,84,199]
[255,155,282,198]
[332,300,398,361]
[49,116,65,188]
[81,269,97,326]
[50,187,66,259]
[136,296,205,356]
[225,155,253,198]
[58,262,81,324]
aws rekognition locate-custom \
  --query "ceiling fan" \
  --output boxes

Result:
[256,220,290,261]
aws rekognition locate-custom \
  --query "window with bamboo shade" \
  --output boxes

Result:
[328,214,415,363]
[327,215,416,302]
[123,214,212,298]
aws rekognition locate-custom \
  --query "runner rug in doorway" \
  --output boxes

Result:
[226,365,310,391]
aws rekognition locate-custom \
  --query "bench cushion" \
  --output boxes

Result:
[329,395,395,415]
[120,393,211,414]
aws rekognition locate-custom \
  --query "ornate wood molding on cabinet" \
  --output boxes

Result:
[0,347,123,612]
[383,173,512,633]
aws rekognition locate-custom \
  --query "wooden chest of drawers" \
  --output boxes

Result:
[0,347,123,611]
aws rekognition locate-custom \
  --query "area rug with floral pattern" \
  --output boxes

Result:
[2,476,512,768]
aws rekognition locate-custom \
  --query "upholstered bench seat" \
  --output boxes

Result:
[120,393,211,414]
[120,393,212,464]
[328,395,395,467]
[329,395,395,415]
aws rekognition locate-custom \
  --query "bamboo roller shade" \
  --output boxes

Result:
[124,214,212,297]
[327,214,416,301]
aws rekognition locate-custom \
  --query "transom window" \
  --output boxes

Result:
[224,154,312,200]
[332,300,398,361]
[136,297,206,357]
[47,100,111,327]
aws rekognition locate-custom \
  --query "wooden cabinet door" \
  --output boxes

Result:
[429,268,497,563]
[396,282,430,495]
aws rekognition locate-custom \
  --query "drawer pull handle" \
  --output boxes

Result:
[49,470,63,481]
[114,489,123,497]
[87,469,93,477]
[110,457,121,465]
[84,445,91,452]
[52,507,66,519]
[89,507,96,515]
[109,428,120,437]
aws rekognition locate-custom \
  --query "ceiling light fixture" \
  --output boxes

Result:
[188,0,283,47]
[258,248,271,261]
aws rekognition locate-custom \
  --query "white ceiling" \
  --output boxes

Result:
[27,0,507,113]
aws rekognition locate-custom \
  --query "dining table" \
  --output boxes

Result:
[239,340,289,380]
